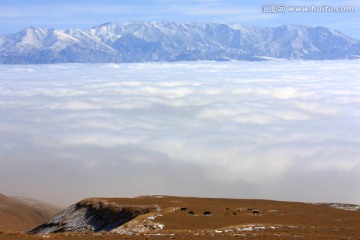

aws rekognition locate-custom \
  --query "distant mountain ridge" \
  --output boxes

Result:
[0,22,359,64]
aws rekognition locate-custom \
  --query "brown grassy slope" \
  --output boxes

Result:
[1,195,360,239]
[98,195,360,232]
[0,193,62,232]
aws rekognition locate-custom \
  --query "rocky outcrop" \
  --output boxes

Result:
[28,199,159,234]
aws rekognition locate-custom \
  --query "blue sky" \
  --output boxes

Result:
[0,0,359,38]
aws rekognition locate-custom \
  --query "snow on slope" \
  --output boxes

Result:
[28,199,159,234]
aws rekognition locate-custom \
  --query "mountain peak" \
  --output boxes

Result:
[24,25,42,31]
[22,26,48,35]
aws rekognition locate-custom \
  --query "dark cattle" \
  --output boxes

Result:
[180,207,187,212]
[203,211,211,216]
[233,212,237,215]
[247,208,252,211]
[225,208,229,211]
[252,210,260,215]
[189,211,194,215]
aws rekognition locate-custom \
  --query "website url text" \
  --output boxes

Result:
[262,4,355,13]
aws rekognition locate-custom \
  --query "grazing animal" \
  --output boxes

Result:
[252,210,260,215]
[189,211,194,215]
[248,208,252,211]
[233,212,237,215]
[225,208,229,211]
[203,211,211,216]
[180,207,187,212]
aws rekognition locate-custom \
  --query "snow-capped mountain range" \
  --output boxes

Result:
[1,22,359,64]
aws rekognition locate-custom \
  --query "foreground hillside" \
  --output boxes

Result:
[0,193,61,232]
[1,195,358,239]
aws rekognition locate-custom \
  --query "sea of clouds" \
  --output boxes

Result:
[0,60,359,206]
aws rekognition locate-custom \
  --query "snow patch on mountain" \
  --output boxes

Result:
[316,203,360,211]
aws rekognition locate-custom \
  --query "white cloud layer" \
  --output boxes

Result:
[0,60,360,206]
